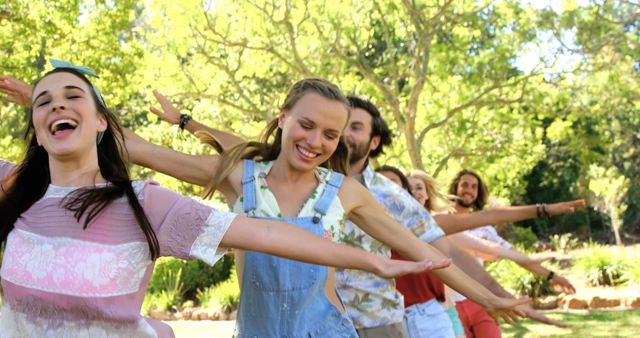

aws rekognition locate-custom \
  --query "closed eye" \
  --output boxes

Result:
[36,99,51,107]
[325,133,338,140]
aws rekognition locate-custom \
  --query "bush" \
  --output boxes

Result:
[575,244,628,286]
[144,267,185,312]
[504,226,538,251]
[623,262,640,287]
[486,260,554,298]
[196,267,240,312]
[149,256,234,297]
[549,233,580,253]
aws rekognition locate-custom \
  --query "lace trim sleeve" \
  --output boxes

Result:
[189,211,236,265]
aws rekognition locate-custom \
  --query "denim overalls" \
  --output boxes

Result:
[234,160,357,338]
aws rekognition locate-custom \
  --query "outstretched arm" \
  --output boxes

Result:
[517,260,576,294]
[449,232,552,265]
[434,200,586,234]
[220,215,448,279]
[123,128,221,188]
[341,179,527,321]
[149,90,245,151]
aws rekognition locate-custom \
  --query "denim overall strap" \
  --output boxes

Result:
[313,172,345,217]
[241,160,257,214]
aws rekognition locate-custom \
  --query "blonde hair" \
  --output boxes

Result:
[200,78,351,198]
[407,170,456,213]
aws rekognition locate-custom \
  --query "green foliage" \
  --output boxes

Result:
[503,225,538,251]
[486,259,553,298]
[502,310,640,338]
[148,256,234,298]
[196,267,240,311]
[549,233,580,254]
[623,262,640,288]
[574,244,628,287]
[145,267,185,312]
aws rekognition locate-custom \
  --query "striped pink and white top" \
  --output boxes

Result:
[0,159,235,338]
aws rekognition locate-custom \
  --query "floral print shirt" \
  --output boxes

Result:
[335,164,445,329]
[231,161,347,242]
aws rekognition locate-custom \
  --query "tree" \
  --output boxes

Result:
[135,0,556,200]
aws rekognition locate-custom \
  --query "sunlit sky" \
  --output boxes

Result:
[514,0,590,73]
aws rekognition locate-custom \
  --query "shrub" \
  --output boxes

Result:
[143,267,186,312]
[486,260,554,298]
[149,256,234,297]
[196,285,219,310]
[197,267,240,312]
[575,244,628,286]
[623,262,640,287]
[549,233,580,253]
[504,226,538,251]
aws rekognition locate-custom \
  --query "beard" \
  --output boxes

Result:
[456,196,475,208]
[347,139,371,165]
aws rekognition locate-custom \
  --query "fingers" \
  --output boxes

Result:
[527,310,568,328]
[149,106,163,117]
[153,90,174,109]
[500,312,514,324]
[571,199,586,207]
[0,83,16,96]
[429,258,452,270]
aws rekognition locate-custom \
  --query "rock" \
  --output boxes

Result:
[624,297,640,308]
[148,309,172,321]
[191,309,207,321]
[208,309,221,321]
[228,310,238,320]
[535,241,552,252]
[589,296,620,309]
[181,308,193,320]
[532,296,558,310]
[180,300,195,311]
[559,296,588,310]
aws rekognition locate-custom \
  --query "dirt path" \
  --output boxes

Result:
[167,320,235,338]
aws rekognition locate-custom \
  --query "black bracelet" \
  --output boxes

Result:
[536,204,542,218]
[546,271,555,281]
[179,114,192,131]
[542,203,551,218]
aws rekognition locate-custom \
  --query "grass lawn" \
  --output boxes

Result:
[166,310,640,338]
[502,309,640,337]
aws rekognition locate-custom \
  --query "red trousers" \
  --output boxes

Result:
[455,299,501,338]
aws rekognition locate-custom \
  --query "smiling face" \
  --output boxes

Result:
[344,107,380,165]
[278,92,349,172]
[456,174,479,208]
[31,72,107,160]
[408,176,429,206]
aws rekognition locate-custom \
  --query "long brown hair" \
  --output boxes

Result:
[448,169,489,211]
[0,68,160,259]
[201,78,351,198]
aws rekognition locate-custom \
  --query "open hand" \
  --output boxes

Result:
[0,75,32,108]
[517,304,568,328]
[552,274,576,294]
[547,199,586,216]
[376,257,451,279]
[150,90,182,125]
[485,296,529,324]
